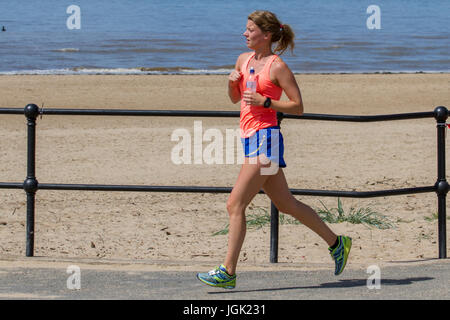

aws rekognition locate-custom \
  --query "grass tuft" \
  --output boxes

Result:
[424,212,450,221]
[317,198,394,230]
[213,198,395,236]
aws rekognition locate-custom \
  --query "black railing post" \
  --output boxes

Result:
[434,106,448,259]
[270,202,279,263]
[269,112,284,263]
[23,104,39,257]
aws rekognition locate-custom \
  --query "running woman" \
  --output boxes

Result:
[197,10,352,289]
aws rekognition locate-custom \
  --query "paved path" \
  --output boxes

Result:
[0,258,448,301]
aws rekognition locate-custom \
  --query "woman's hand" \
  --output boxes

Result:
[228,70,242,104]
[243,90,265,106]
[228,70,242,85]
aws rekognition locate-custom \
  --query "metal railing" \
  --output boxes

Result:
[0,104,448,260]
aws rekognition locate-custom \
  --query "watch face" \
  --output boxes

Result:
[264,98,271,108]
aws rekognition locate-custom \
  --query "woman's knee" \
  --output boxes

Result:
[226,197,247,216]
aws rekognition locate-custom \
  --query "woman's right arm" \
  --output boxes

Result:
[228,53,246,104]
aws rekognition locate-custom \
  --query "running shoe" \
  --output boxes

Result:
[196,264,236,289]
[329,235,352,275]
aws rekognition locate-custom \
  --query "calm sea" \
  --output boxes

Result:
[0,0,449,74]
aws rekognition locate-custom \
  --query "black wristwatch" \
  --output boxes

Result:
[264,97,271,108]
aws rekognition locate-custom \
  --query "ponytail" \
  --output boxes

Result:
[274,23,295,55]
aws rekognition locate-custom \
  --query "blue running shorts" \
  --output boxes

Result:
[241,126,287,168]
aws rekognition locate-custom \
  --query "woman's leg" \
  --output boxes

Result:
[262,169,337,246]
[223,158,271,275]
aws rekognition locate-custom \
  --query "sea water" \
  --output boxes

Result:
[0,0,448,74]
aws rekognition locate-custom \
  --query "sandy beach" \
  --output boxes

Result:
[0,73,449,271]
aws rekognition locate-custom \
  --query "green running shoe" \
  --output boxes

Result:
[329,235,352,275]
[197,264,236,289]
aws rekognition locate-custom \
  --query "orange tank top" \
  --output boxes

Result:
[239,52,283,138]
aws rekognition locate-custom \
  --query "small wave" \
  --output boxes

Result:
[412,35,449,40]
[53,48,80,52]
[0,67,234,75]
[77,48,192,54]
[311,45,343,51]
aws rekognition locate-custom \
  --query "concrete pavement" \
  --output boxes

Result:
[0,257,448,300]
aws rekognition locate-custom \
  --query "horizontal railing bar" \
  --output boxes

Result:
[38,184,234,193]
[0,108,24,115]
[290,186,436,198]
[0,108,239,117]
[42,109,240,117]
[37,184,440,197]
[0,108,437,122]
[0,182,23,189]
[284,111,435,122]
[0,182,436,198]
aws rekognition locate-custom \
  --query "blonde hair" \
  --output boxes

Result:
[248,10,295,55]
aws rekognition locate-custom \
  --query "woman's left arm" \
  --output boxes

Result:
[270,61,303,115]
